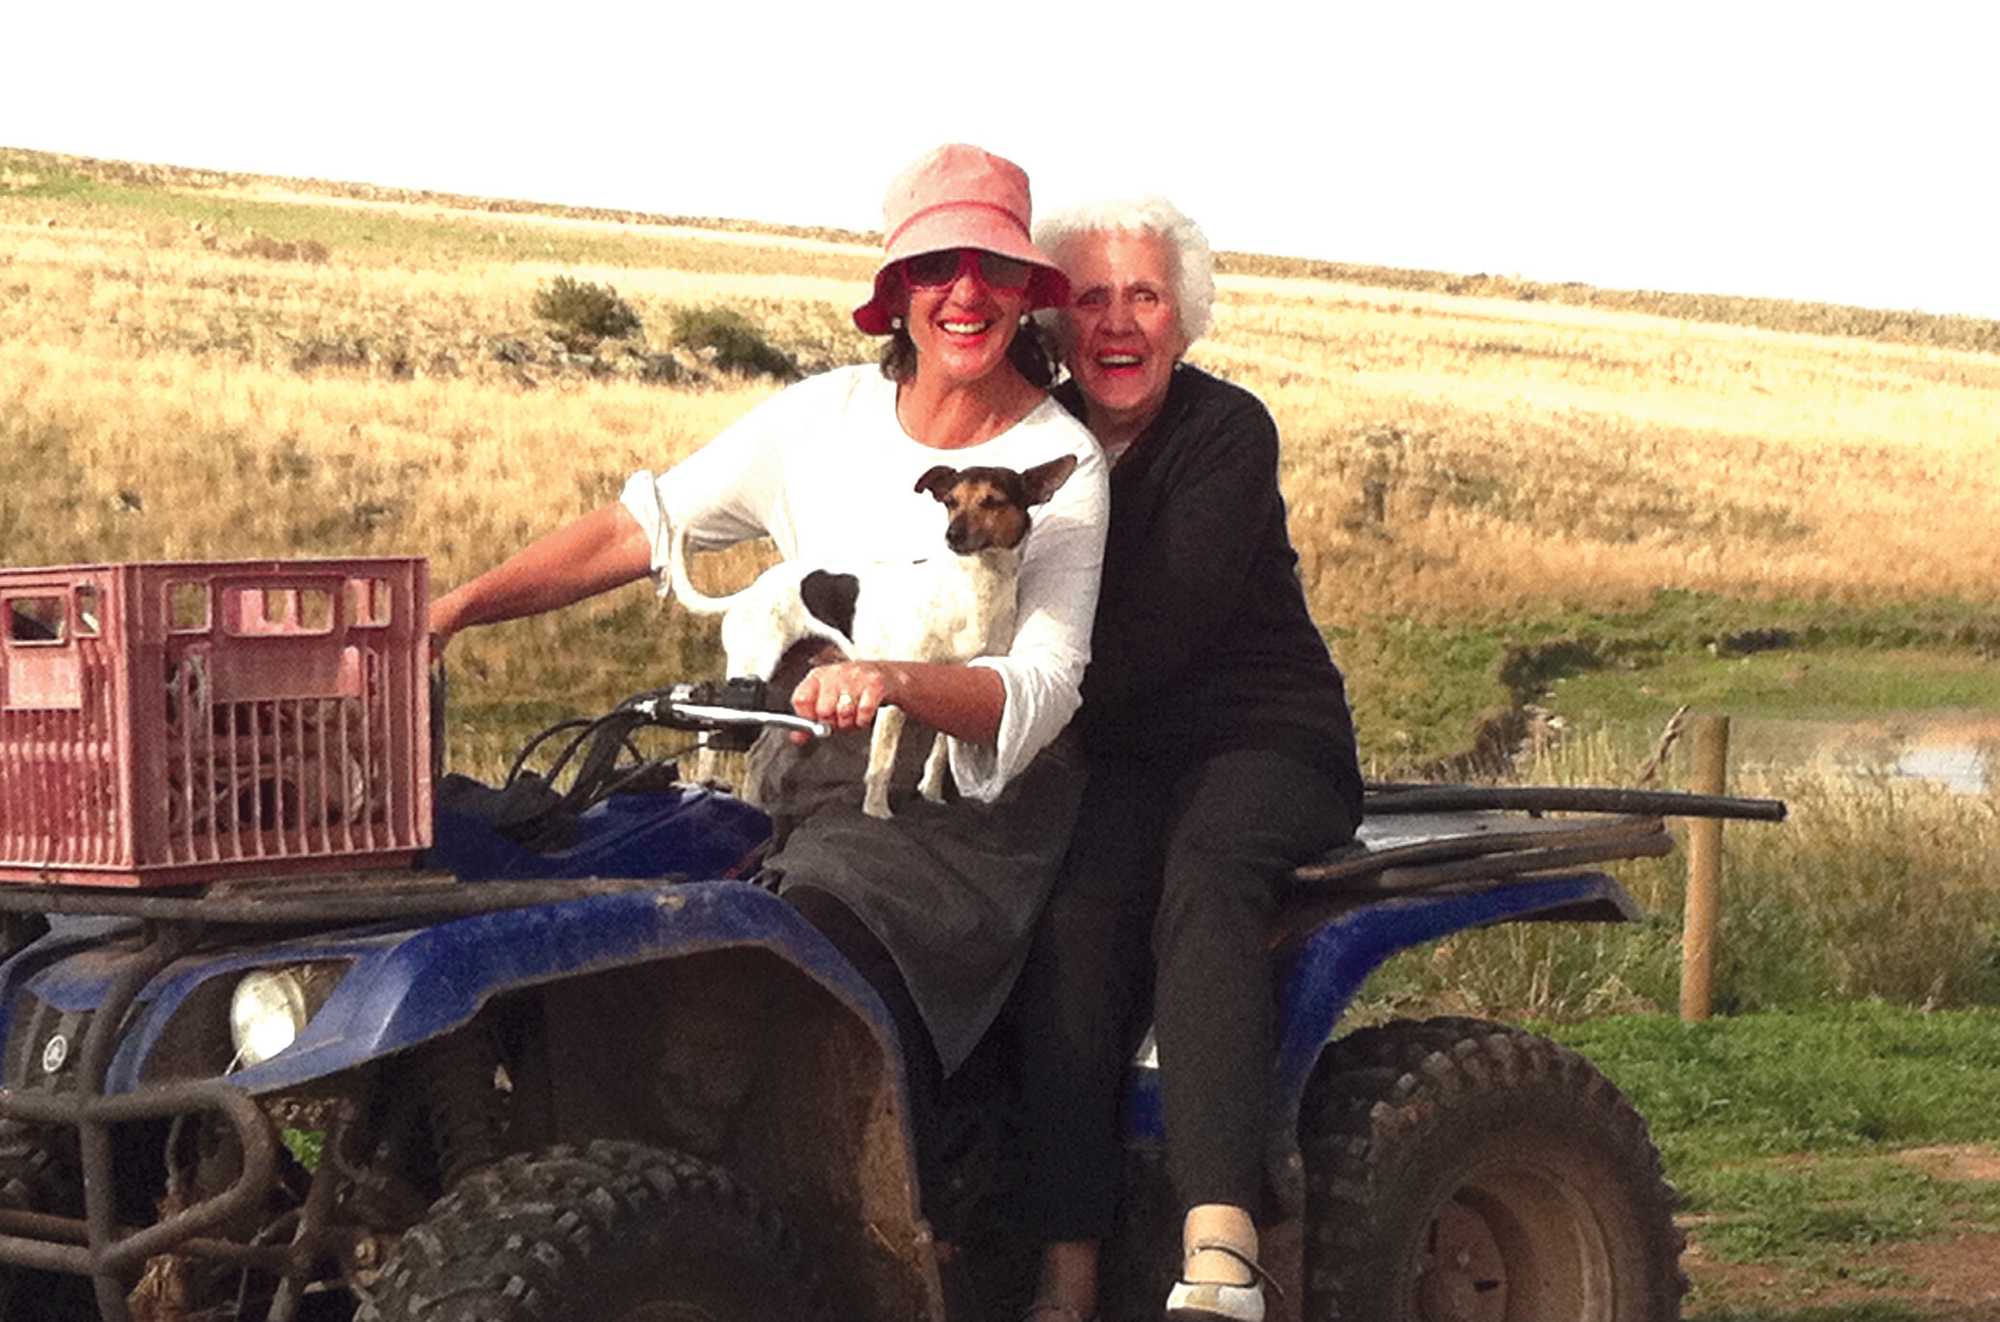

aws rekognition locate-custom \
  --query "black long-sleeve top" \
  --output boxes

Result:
[1057,364,1364,822]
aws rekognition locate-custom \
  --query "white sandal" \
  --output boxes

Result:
[1163,1241,1282,1322]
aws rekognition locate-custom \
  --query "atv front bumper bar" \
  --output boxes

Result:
[0,925,296,1322]
[0,1076,280,1275]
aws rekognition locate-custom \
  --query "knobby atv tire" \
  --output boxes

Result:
[360,1139,821,1322]
[1301,1018,1685,1322]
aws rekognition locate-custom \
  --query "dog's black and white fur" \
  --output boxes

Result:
[669,455,1078,818]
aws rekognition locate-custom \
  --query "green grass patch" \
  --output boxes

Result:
[1691,1305,1930,1322]
[1688,1157,2000,1262]
[1334,617,1510,768]
[1511,586,1996,656]
[1549,646,2000,726]
[1547,1005,2000,1164]
[1540,1007,2000,1310]
[1490,589,2000,703]
[1337,587,2000,773]
[0,157,98,201]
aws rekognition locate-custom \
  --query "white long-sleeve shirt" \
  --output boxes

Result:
[621,366,1109,801]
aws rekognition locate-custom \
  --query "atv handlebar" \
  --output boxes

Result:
[628,678,831,743]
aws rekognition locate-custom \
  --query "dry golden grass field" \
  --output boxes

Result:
[8,150,1998,623]
[3,146,1996,796]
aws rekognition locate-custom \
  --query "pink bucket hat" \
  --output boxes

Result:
[852,144,1071,335]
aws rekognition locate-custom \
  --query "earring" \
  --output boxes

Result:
[891,315,904,331]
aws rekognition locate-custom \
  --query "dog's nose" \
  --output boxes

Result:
[945,518,982,554]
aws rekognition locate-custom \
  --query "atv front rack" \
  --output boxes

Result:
[0,872,666,925]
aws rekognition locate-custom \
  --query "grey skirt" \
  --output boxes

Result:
[747,719,1086,1074]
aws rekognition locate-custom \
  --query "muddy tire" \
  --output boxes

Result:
[361,1139,820,1322]
[1300,1018,1685,1322]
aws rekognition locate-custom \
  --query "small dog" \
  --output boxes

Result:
[669,455,1078,818]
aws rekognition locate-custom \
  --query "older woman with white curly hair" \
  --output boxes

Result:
[1009,198,1364,1322]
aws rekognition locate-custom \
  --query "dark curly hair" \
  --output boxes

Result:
[877,316,1059,389]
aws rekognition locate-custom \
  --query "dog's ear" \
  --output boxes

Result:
[914,465,960,500]
[1020,454,1079,506]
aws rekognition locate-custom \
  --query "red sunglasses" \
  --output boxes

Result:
[902,248,1034,291]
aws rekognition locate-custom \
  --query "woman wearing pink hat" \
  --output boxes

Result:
[429,145,1109,1235]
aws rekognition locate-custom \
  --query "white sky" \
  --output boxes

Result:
[7,1,1996,319]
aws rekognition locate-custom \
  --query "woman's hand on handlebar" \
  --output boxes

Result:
[793,659,1003,746]
[792,659,902,742]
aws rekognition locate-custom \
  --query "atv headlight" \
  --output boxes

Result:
[229,964,343,1069]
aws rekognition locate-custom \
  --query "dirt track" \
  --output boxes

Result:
[1683,1143,2000,1320]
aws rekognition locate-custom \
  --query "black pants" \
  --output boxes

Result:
[1012,748,1356,1240]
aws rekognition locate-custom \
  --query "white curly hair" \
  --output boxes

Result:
[1033,195,1216,345]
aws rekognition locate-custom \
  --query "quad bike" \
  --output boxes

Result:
[0,559,1786,1321]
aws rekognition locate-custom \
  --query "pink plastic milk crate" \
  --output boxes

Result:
[0,559,431,887]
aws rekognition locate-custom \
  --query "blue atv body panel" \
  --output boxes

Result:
[0,789,905,1098]
[0,881,896,1098]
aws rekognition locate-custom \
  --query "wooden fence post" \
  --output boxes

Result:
[1680,714,1730,1022]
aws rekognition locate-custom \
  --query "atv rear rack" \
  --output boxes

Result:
[1293,781,1787,895]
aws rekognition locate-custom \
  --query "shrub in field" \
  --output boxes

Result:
[670,306,800,381]
[235,232,330,264]
[532,276,642,343]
